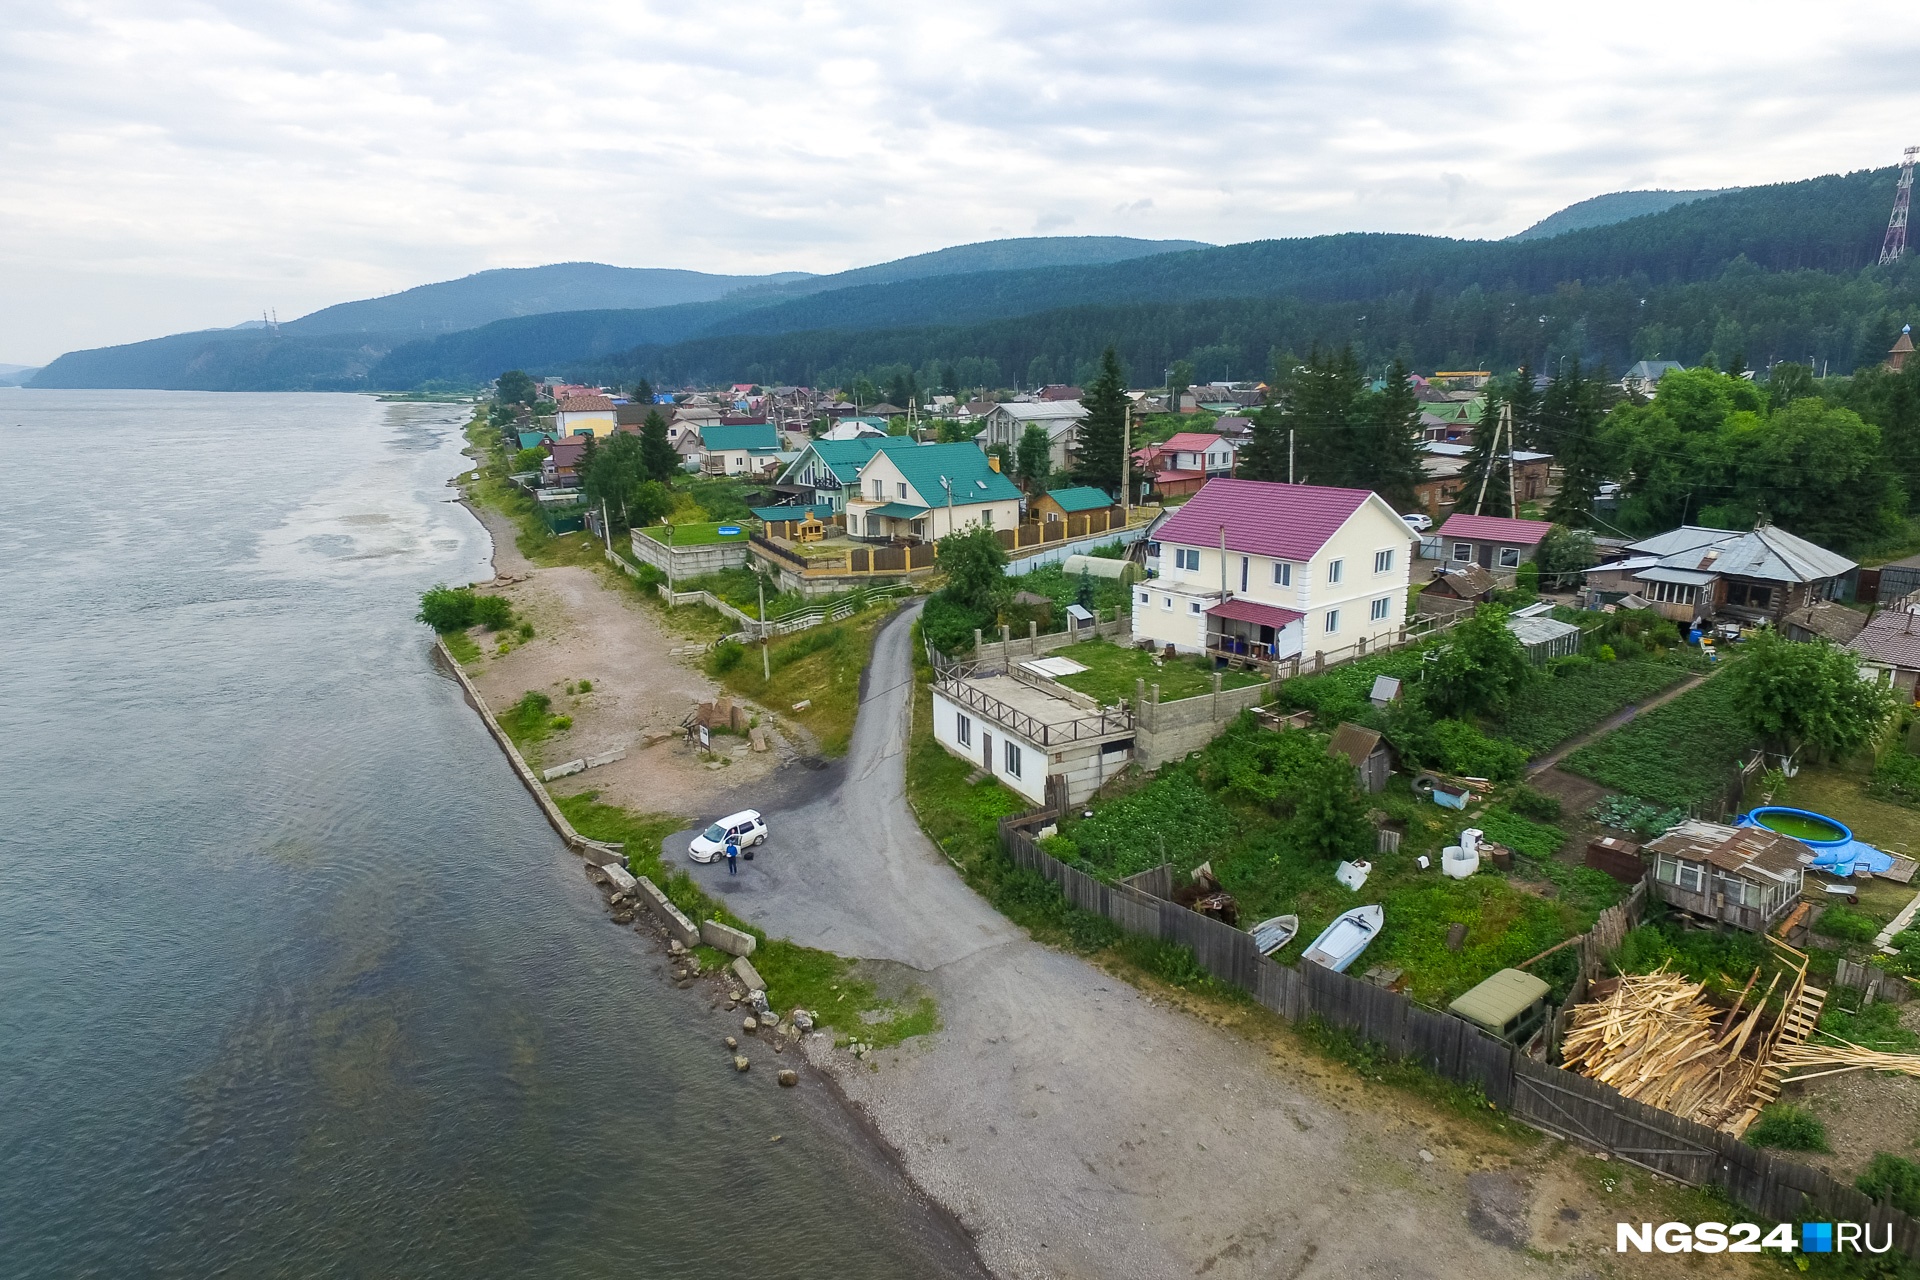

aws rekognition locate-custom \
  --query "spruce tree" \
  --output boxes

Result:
[1284,345,1363,486]
[1458,388,1512,515]
[1506,363,1541,451]
[1544,362,1608,526]
[639,409,679,483]
[1359,358,1425,507]
[1073,346,1133,492]
[1236,354,1295,482]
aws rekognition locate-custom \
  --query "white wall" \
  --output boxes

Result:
[931,690,1047,805]
[1130,583,1213,654]
[850,451,1020,539]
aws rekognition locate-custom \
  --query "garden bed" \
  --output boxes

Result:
[638,521,750,547]
[1560,672,1755,809]
[1494,659,1699,757]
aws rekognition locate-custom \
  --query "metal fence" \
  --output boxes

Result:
[997,810,1920,1255]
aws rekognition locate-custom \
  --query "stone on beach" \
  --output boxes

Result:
[777,1069,798,1087]
[733,1055,750,1072]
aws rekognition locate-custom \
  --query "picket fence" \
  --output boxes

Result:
[998,811,1920,1255]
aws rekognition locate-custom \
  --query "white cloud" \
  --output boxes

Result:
[0,0,1915,362]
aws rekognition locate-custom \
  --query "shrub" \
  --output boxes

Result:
[417,584,477,631]
[1418,719,1527,782]
[1508,785,1563,823]
[576,679,592,692]
[473,594,514,630]
[1870,751,1920,807]
[1858,1153,1920,1217]
[1815,904,1881,946]
[514,690,552,720]
[550,714,573,730]
[921,593,992,656]
[517,621,535,640]
[707,639,746,674]
[1746,1104,1829,1152]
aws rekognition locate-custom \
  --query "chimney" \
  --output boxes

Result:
[986,454,1001,472]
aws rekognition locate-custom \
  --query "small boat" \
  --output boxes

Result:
[1249,914,1298,956]
[1302,905,1384,973]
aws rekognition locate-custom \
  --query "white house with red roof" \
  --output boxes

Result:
[1133,431,1235,498]
[1135,478,1414,661]
[1435,513,1553,572]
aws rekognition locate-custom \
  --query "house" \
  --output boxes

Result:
[1415,442,1553,517]
[1621,360,1688,397]
[1582,524,1856,626]
[614,402,662,432]
[865,402,906,418]
[822,418,890,441]
[555,394,617,438]
[1418,400,1484,443]
[1781,600,1869,645]
[1645,820,1811,933]
[1212,414,1255,440]
[1133,432,1235,497]
[1850,595,1920,698]
[775,436,921,511]
[1328,722,1395,793]
[1031,485,1115,524]
[1037,384,1084,402]
[1135,478,1414,663]
[543,435,590,488]
[1437,514,1554,573]
[694,423,784,476]
[844,441,1023,542]
[977,400,1087,472]
[930,668,1134,807]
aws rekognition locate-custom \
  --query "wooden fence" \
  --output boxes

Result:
[994,507,1121,552]
[748,531,937,578]
[997,810,1920,1255]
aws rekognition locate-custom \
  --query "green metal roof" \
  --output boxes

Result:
[699,423,781,452]
[868,501,929,519]
[1448,968,1549,1031]
[1045,485,1113,513]
[750,504,834,522]
[875,442,1022,508]
[805,436,919,483]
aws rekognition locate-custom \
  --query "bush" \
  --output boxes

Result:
[1815,904,1881,946]
[514,690,552,720]
[1858,1153,1920,1217]
[1870,751,1920,807]
[550,714,572,730]
[921,593,992,656]
[517,621,535,640]
[576,679,592,692]
[473,594,514,630]
[1508,785,1563,823]
[417,584,477,631]
[1746,1103,1830,1152]
[1418,719,1527,782]
[707,639,746,674]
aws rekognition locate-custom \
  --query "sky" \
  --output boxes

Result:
[2,0,1917,366]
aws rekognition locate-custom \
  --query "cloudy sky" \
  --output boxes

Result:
[2,0,1915,366]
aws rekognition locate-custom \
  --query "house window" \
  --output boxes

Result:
[1451,542,1473,562]
[1240,556,1249,592]
[1175,548,1201,571]
[1371,596,1390,622]
[1327,559,1344,584]
[1004,740,1023,778]
[1273,562,1291,587]
[1161,595,1173,610]
[956,714,971,747]
[982,509,993,527]
[898,482,909,499]
[1646,581,1698,605]
[871,479,884,499]
[1727,582,1773,610]
[1374,549,1394,574]
[1497,547,1521,569]
[1324,610,1340,634]
[1190,601,1202,614]
[1138,591,1150,605]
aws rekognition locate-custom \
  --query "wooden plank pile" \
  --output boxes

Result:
[1562,968,1777,1132]
[1776,1038,1920,1083]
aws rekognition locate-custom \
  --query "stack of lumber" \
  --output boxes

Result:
[1776,1038,1920,1083]
[1562,968,1778,1132]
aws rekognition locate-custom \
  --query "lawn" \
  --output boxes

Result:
[676,565,807,616]
[1560,670,1756,808]
[1005,562,1133,619]
[637,521,750,547]
[1493,658,1699,757]
[714,603,893,755]
[1051,639,1265,705]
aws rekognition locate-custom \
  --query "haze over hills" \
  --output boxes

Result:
[27,170,1916,392]
[1507,188,1739,241]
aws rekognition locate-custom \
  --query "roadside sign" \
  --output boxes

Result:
[698,724,711,749]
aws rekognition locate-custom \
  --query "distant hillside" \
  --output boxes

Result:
[31,236,1205,390]
[281,261,810,336]
[0,363,40,386]
[1508,189,1737,241]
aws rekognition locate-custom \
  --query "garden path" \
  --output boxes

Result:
[1524,668,1718,777]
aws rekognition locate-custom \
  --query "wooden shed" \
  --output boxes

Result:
[1328,722,1396,794]
[1645,820,1811,932]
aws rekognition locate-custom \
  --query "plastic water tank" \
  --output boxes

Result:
[1441,845,1480,879]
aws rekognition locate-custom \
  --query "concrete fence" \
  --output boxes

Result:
[970,616,1132,667]
[997,809,1920,1256]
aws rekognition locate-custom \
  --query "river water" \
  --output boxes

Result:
[0,392,976,1278]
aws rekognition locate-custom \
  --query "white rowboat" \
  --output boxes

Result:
[1302,905,1384,973]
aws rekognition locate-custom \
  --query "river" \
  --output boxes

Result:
[0,391,978,1278]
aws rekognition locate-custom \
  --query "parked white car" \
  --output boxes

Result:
[1401,512,1433,532]
[690,809,768,863]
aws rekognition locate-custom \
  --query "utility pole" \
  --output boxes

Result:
[758,575,770,680]
[1219,525,1228,600]
[1504,400,1518,520]
[1288,429,1295,485]
[601,500,611,553]
[1121,401,1132,523]
[1473,405,1505,516]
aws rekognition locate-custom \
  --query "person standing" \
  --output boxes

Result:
[725,837,740,876]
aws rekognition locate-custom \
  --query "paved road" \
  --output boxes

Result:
[670,600,1601,1280]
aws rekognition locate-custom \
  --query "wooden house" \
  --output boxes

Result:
[1032,486,1115,524]
[1328,722,1396,794]
[1644,820,1811,932]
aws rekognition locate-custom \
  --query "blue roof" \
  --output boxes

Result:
[801,436,919,484]
[699,423,781,452]
[1045,485,1113,513]
[517,430,553,451]
[869,501,929,519]
[868,442,1022,507]
[750,504,834,522]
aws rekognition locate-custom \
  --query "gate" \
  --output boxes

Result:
[1511,1059,1718,1182]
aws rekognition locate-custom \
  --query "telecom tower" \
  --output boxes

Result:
[1882,145,1917,265]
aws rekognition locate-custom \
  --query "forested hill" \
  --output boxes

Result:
[1507,189,1736,241]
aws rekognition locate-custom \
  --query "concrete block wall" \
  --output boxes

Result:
[627,529,750,578]
[971,616,1132,668]
[1131,674,1274,770]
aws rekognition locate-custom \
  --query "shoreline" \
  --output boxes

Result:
[446,466,996,1279]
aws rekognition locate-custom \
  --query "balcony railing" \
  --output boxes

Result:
[934,674,1133,746]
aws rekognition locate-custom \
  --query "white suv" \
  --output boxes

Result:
[690,809,768,862]
[1401,512,1433,532]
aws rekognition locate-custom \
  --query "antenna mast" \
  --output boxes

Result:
[1881,146,1917,266]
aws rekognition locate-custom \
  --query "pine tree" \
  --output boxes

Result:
[639,409,679,483]
[1544,362,1608,525]
[1073,346,1133,491]
[1458,389,1512,515]
[1283,345,1363,486]
[1359,358,1425,506]
[1506,363,1541,451]
[1238,402,1289,482]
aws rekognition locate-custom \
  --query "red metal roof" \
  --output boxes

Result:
[1437,513,1553,543]
[1160,432,1224,453]
[1207,597,1304,628]
[1155,478,1373,561]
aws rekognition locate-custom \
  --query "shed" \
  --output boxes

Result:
[1065,603,1096,632]
[1781,600,1867,645]
[1584,836,1645,884]
[1505,614,1581,664]
[1880,553,1920,605]
[1328,722,1395,793]
[1369,675,1402,707]
[1449,969,1551,1043]
[1034,486,1115,523]
[1424,562,1497,602]
[1645,820,1811,932]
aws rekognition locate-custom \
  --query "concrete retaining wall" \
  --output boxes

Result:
[1005,524,1147,571]
[1132,674,1274,770]
[637,875,699,947]
[702,919,758,957]
[627,528,750,578]
[970,616,1131,667]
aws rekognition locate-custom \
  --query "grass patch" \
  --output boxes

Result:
[1818,990,1920,1052]
[637,521,749,547]
[498,690,555,750]
[1493,659,1696,756]
[554,791,936,1044]
[1051,638,1265,705]
[1561,671,1756,808]
[442,630,482,664]
[1746,1103,1830,1152]
[715,606,892,756]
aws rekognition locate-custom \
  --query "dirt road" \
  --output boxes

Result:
[687,603,1694,1279]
